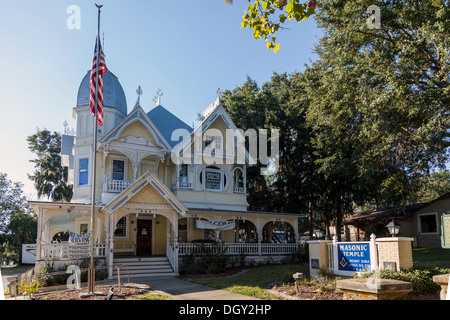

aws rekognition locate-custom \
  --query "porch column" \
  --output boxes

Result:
[102,150,109,187]
[257,218,262,256]
[293,218,300,250]
[105,211,110,276]
[243,163,247,194]
[175,164,180,189]
[108,212,115,279]
[173,217,179,274]
[164,159,168,186]
[35,208,44,263]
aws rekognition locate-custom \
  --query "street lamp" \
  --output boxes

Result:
[386,220,400,237]
[314,228,324,239]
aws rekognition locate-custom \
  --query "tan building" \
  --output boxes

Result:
[340,193,450,248]
[30,69,304,278]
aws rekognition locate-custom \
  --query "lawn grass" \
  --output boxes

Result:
[126,293,174,300]
[189,263,310,299]
[413,248,450,267]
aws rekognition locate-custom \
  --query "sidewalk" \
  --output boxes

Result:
[128,276,260,300]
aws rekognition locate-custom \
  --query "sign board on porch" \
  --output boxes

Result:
[337,242,371,272]
[21,244,37,264]
[441,214,450,249]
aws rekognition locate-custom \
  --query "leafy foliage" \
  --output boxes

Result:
[241,0,317,52]
[0,173,36,264]
[227,1,450,238]
[27,129,72,202]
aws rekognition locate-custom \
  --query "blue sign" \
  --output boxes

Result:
[337,242,371,272]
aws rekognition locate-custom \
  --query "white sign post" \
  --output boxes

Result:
[0,268,5,300]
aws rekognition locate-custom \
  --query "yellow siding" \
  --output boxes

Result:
[119,121,157,145]
[128,184,167,205]
[153,215,167,255]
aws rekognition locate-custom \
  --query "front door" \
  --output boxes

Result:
[136,219,152,256]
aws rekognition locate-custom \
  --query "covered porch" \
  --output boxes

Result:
[175,209,304,259]
[32,172,305,277]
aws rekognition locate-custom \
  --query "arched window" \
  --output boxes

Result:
[233,167,244,193]
[199,166,228,191]
[52,231,69,243]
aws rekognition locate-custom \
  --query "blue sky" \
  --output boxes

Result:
[0,0,322,199]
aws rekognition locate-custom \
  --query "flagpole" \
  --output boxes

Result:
[88,3,103,294]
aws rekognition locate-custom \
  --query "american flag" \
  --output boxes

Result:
[89,37,107,126]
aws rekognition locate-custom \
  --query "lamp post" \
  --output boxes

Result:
[386,220,400,237]
[314,228,324,240]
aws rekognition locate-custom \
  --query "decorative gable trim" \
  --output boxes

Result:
[102,170,188,216]
[99,106,171,151]
[173,104,255,165]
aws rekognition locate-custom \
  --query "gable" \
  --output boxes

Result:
[173,104,255,165]
[102,170,188,216]
[100,106,171,150]
[128,183,167,205]
[118,120,157,145]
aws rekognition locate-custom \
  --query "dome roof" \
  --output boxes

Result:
[76,70,127,115]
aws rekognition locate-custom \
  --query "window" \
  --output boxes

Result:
[114,216,127,238]
[79,158,89,185]
[233,168,244,193]
[178,218,187,243]
[112,160,125,181]
[179,164,188,184]
[79,223,89,235]
[418,213,438,234]
[199,166,227,191]
[206,170,221,190]
[204,135,222,152]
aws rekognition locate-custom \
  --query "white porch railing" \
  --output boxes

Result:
[233,186,245,194]
[106,179,134,193]
[176,242,299,256]
[202,147,235,158]
[166,242,178,274]
[40,243,106,260]
[171,182,193,190]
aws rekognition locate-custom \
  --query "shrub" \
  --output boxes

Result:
[182,242,230,274]
[37,259,106,287]
[359,267,450,295]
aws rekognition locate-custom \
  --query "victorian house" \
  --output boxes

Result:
[29,67,304,278]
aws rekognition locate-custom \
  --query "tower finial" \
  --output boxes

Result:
[134,85,143,109]
[153,88,163,106]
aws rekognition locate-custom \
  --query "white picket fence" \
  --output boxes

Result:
[40,243,106,260]
[175,242,300,256]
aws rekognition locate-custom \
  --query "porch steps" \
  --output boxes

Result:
[112,256,176,278]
